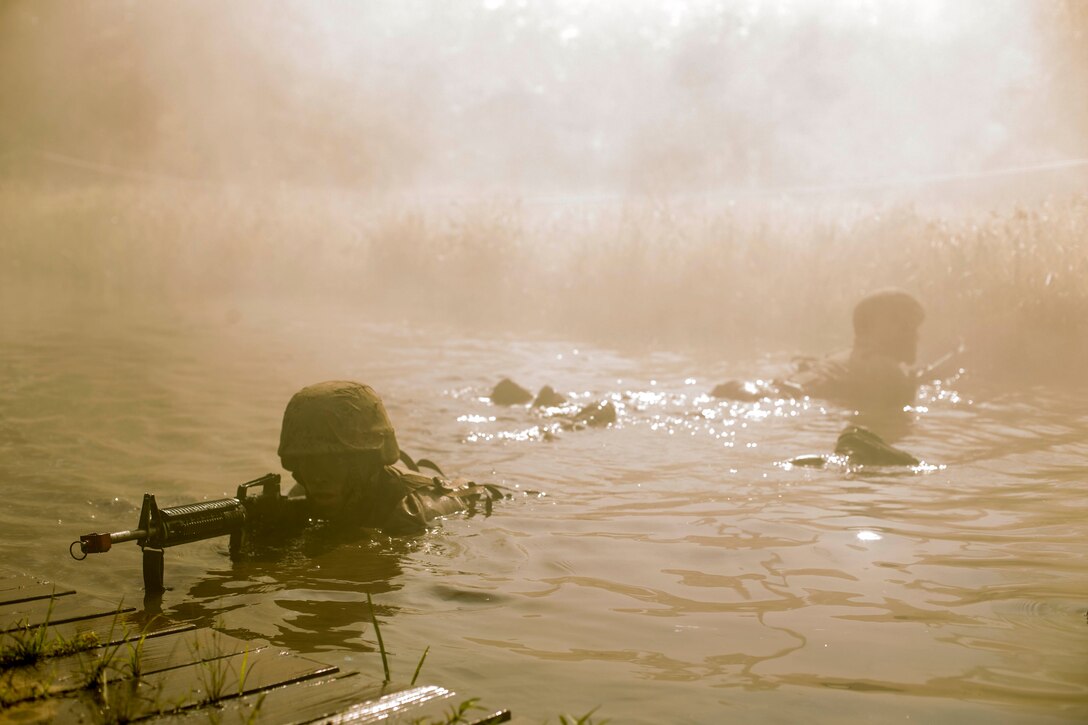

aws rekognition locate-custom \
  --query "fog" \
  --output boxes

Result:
[3,0,1086,193]
[3,7,1088,722]
[1,0,1086,377]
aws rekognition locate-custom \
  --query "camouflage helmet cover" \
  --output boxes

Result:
[278,381,399,470]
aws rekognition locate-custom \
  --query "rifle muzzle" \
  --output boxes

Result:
[71,494,248,559]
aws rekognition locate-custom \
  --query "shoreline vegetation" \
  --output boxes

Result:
[0,592,600,724]
[2,181,1086,384]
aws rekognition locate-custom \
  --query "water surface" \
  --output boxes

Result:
[1,300,1085,723]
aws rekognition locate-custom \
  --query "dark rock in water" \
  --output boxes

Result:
[490,378,533,405]
[572,400,617,427]
[710,380,763,401]
[532,385,566,407]
[834,425,919,466]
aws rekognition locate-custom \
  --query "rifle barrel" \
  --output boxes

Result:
[74,528,149,556]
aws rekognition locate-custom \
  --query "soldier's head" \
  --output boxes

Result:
[278,381,399,517]
[852,289,925,364]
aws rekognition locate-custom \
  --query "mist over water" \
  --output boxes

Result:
[2,1,1086,370]
[1,3,1088,723]
[2,0,1086,193]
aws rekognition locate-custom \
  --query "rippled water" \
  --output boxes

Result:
[1,299,1085,723]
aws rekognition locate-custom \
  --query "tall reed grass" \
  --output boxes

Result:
[2,180,1085,382]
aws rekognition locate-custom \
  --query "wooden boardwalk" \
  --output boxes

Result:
[0,571,511,724]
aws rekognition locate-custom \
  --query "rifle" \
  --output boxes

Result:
[917,339,967,381]
[70,473,303,598]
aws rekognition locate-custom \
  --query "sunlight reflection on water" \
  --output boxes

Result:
[1,303,1086,724]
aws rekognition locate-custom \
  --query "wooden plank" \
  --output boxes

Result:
[148,672,376,725]
[0,575,512,724]
[148,675,510,725]
[0,698,62,724]
[0,582,76,606]
[147,648,338,707]
[0,593,135,632]
[307,682,511,725]
[0,628,262,705]
[102,628,259,675]
[60,644,335,718]
[0,574,74,596]
[27,647,340,722]
[43,612,194,651]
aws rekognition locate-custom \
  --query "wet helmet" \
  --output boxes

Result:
[278,381,400,471]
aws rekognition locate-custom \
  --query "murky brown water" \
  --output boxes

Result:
[1,299,1085,723]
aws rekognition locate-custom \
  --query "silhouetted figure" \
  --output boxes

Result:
[713,289,927,412]
[279,381,505,534]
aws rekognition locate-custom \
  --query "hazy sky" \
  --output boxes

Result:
[1,0,1084,195]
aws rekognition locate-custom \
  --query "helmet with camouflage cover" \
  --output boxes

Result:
[278,381,399,471]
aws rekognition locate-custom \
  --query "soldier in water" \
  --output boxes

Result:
[712,289,927,412]
[278,380,506,535]
[709,289,936,466]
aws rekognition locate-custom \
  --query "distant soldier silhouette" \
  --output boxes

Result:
[713,289,927,412]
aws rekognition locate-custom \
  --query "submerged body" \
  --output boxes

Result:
[713,289,926,413]
[710,351,920,411]
[787,348,919,411]
[279,380,506,535]
[288,464,505,535]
